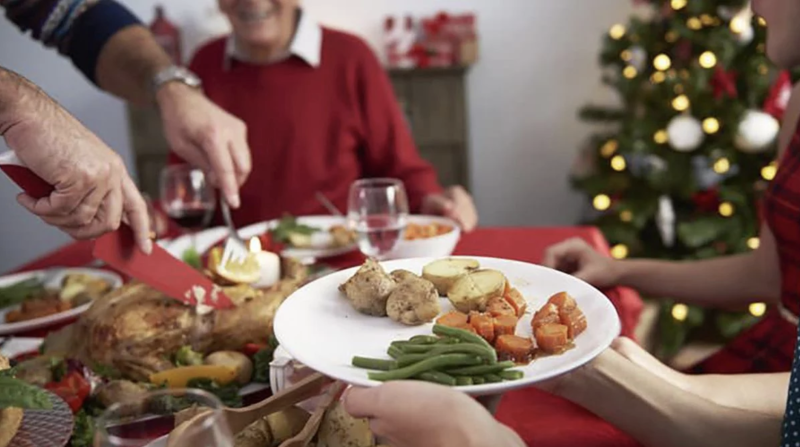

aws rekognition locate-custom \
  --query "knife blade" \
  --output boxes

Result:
[0,151,233,310]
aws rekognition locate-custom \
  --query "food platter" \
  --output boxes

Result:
[165,216,358,263]
[0,268,123,336]
[7,390,74,447]
[274,256,621,396]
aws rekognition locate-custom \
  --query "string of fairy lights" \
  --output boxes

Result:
[597,0,773,320]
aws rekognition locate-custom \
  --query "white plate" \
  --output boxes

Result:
[164,216,357,262]
[0,269,123,336]
[274,256,621,396]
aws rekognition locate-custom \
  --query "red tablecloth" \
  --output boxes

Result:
[8,226,643,447]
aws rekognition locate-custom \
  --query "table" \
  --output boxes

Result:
[9,226,643,447]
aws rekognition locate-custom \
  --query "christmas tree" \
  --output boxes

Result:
[573,0,794,358]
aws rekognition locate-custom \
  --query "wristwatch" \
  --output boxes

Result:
[151,65,202,95]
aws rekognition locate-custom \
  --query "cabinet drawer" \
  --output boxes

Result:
[408,75,466,146]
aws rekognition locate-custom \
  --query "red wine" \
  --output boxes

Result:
[168,206,213,230]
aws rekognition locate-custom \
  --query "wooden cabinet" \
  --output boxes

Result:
[388,67,471,189]
[127,67,472,195]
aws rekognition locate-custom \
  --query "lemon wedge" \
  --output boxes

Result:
[208,246,262,284]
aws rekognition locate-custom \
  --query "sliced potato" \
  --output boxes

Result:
[267,406,311,443]
[204,351,254,385]
[447,269,507,313]
[317,401,374,447]
[421,258,480,295]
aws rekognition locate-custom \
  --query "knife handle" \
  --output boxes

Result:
[0,163,55,200]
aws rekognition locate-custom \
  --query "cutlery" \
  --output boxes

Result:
[315,192,343,217]
[219,197,249,266]
[167,372,335,447]
[0,151,233,310]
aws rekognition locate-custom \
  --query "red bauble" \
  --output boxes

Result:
[763,70,792,121]
[710,66,738,99]
[693,188,721,212]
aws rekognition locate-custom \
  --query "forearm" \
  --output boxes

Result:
[0,68,41,133]
[686,373,789,416]
[616,252,777,306]
[558,351,782,447]
[94,26,173,106]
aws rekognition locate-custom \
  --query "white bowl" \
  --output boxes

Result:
[387,215,461,259]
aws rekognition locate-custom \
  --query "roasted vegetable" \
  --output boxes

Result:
[339,259,395,317]
[317,401,374,447]
[386,277,440,326]
[149,365,238,388]
[447,269,507,313]
[95,380,148,407]
[421,258,480,295]
[204,351,254,385]
[175,346,205,367]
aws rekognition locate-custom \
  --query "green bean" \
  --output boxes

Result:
[396,353,430,368]
[455,376,473,386]
[472,376,486,385]
[352,356,397,371]
[368,354,482,381]
[485,374,503,383]
[435,337,460,344]
[445,361,516,376]
[416,371,457,386]
[433,324,494,350]
[387,346,405,359]
[499,370,524,381]
[409,335,440,345]
[430,343,496,364]
[390,342,436,353]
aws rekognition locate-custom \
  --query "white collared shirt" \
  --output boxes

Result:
[223,8,322,69]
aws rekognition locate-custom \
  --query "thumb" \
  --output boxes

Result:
[16,193,37,212]
[343,387,380,419]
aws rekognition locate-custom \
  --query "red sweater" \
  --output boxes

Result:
[171,29,443,226]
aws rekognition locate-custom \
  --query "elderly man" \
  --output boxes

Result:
[1,0,252,251]
[172,0,479,230]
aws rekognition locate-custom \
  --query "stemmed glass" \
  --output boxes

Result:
[94,388,233,447]
[347,178,409,260]
[160,165,216,248]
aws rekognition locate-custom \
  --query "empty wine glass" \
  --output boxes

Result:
[347,178,409,260]
[160,165,216,248]
[94,388,233,447]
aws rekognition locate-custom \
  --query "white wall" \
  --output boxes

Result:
[0,0,633,272]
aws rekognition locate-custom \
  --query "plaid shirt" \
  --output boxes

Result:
[689,124,800,375]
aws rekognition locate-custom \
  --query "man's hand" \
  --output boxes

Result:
[345,381,524,447]
[156,83,251,208]
[421,185,478,232]
[1,74,151,253]
[541,237,622,288]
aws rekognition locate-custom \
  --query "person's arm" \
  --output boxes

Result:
[353,39,443,212]
[554,349,783,447]
[614,223,781,306]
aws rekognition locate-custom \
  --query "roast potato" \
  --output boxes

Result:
[447,269,507,313]
[96,380,148,407]
[389,269,419,283]
[317,401,374,447]
[339,259,396,317]
[386,278,441,326]
[422,258,480,295]
[234,406,310,447]
[204,351,254,385]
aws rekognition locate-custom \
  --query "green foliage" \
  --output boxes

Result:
[576,0,779,358]
[174,346,204,367]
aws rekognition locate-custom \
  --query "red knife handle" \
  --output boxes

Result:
[0,164,54,200]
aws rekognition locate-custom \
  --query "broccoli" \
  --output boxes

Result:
[174,346,204,367]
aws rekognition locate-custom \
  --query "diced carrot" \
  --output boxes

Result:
[531,303,560,331]
[493,314,518,337]
[503,280,512,297]
[469,312,496,344]
[495,334,534,364]
[535,324,570,354]
[504,288,528,317]
[547,292,577,312]
[454,323,477,334]
[560,307,587,339]
[436,311,469,328]
[487,296,516,317]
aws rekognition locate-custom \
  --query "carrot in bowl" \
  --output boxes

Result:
[493,314,519,337]
[531,303,560,330]
[504,288,528,317]
[547,292,577,312]
[469,311,496,344]
[560,307,588,339]
[436,311,469,328]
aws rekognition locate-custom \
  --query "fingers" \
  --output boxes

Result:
[122,175,153,254]
[343,387,381,419]
[541,237,588,269]
[444,186,478,232]
[228,122,252,187]
[200,129,240,209]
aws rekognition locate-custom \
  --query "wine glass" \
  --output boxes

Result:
[160,165,216,248]
[347,178,409,260]
[94,388,233,447]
